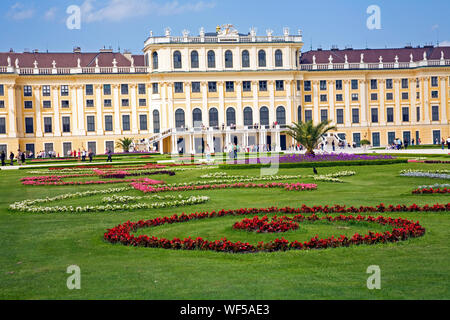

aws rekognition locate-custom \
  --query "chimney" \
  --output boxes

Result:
[123,50,132,62]
[73,46,81,53]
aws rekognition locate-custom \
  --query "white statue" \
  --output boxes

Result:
[182,29,189,38]
[328,55,333,63]
[15,58,19,69]
[344,54,348,64]
[199,27,205,37]
[379,56,383,63]
[441,51,444,60]
[7,56,11,67]
[77,58,81,68]
[95,57,99,67]
[33,60,38,68]
[149,30,153,37]
[410,53,413,62]
[112,58,117,67]
[395,55,399,63]
[266,29,273,37]
[312,55,316,64]
[423,51,427,61]
[165,27,171,37]
[250,27,257,37]
[131,56,134,67]
[360,53,364,63]
[52,60,56,68]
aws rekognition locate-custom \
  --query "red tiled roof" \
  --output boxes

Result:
[0,52,145,68]
[300,46,450,64]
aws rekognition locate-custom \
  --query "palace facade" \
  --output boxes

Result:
[0,25,449,156]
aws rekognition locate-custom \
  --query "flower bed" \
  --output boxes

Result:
[400,169,450,180]
[412,187,450,194]
[233,215,299,233]
[21,176,164,186]
[103,203,445,253]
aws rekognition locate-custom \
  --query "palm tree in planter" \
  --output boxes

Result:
[286,120,337,156]
[116,137,134,153]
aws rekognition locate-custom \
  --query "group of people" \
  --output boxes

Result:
[0,150,26,166]
[66,149,95,162]
[439,138,450,150]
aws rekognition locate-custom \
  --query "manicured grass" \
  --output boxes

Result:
[0,160,449,299]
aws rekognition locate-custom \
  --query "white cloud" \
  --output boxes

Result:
[438,40,450,47]
[7,2,34,20]
[44,7,58,21]
[81,0,216,22]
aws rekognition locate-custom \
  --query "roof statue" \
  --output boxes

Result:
[131,56,134,67]
[112,58,117,67]
[312,55,316,64]
[441,51,444,60]
[410,53,414,62]
[217,24,238,36]
[344,54,348,64]
[328,55,333,63]
[395,55,399,63]
[360,53,364,63]
[33,60,38,68]
[423,51,427,61]
[52,60,56,68]
[15,58,19,69]
[95,57,99,67]
[7,56,11,67]
[379,55,383,63]
[77,58,81,68]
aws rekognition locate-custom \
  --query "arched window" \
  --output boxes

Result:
[175,109,185,128]
[152,52,158,69]
[260,106,269,126]
[226,107,236,126]
[225,50,233,68]
[153,110,160,133]
[242,50,250,68]
[258,50,266,67]
[190,50,199,69]
[192,108,202,127]
[275,49,283,67]
[207,50,216,68]
[276,106,286,125]
[297,105,302,122]
[243,107,253,126]
[173,51,182,69]
[209,108,218,128]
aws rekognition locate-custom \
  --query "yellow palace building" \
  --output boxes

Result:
[0,25,449,156]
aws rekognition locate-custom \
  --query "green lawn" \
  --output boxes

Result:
[0,161,449,299]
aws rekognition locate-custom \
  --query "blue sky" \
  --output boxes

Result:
[1,0,449,54]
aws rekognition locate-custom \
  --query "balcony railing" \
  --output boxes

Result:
[145,34,303,45]
[300,59,450,71]
[0,66,152,75]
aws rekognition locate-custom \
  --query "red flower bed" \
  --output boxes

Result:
[412,188,450,194]
[104,203,449,253]
[21,175,164,186]
[233,215,299,233]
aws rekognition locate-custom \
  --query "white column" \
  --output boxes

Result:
[34,86,42,137]
[328,80,334,125]
[236,81,243,127]
[130,84,139,134]
[344,80,351,126]
[113,84,121,134]
[76,86,85,135]
[95,85,103,134]
[379,80,386,125]
[52,85,61,136]
[440,76,448,124]
[360,80,367,126]
[70,85,79,135]
[423,77,430,123]
[7,85,16,137]
[394,79,401,125]
[313,81,319,124]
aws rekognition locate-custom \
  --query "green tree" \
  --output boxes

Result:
[286,120,337,155]
[116,137,134,153]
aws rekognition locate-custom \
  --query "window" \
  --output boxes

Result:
[276,106,286,125]
[191,82,200,93]
[304,95,311,102]
[86,99,94,107]
[352,108,359,123]
[61,100,69,108]
[173,51,182,69]
[85,84,93,95]
[208,82,217,92]
[63,142,72,156]
[431,76,438,87]
[104,99,112,107]
[304,81,311,91]
[320,94,327,102]
[174,82,183,93]
[209,108,219,128]
[104,115,113,131]
[320,109,328,122]
[60,85,69,96]
[372,132,380,147]
[24,86,32,96]
[388,132,395,145]
[192,108,202,127]
[105,141,114,154]
[0,85,3,96]
[42,85,50,96]
[402,107,409,122]
[371,93,378,101]
[370,79,377,90]
[44,117,52,133]
[0,117,5,134]
[386,92,393,100]
[24,101,33,109]
[153,110,160,133]
[121,84,128,95]
[335,80,342,90]
[62,116,70,133]
[152,52,158,69]
[416,92,420,99]
[259,107,269,126]
[386,107,394,122]
[225,50,233,68]
[402,92,408,100]
[152,83,158,94]
[432,130,441,144]
[175,109,185,128]
[87,142,96,155]
[243,107,253,126]
[243,81,251,92]
[25,118,33,133]
[431,91,438,98]
[242,50,250,68]
[190,50,199,68]
[226,107,236,126]
[275,49,283,67]
[103,84,111,95]
[336,109,344,124]
[259,81,267,91]
[0,100,4,108]
[44,143,54,154]
[386,79,393,89]
[121,99,129,107]
[139,114,148,130]
[304,109,312,122]
[225,81,234,92]
[207,50,215,68]
[416,78,420,88]
[351,80,358,90]
[138,84,146,95]
[336,94,343,101]
[43,100,51,108]
[401,78,408,89]
[416,107,420,122]
[432,106,439,121]
[87,115,95,132]
[297,80,301,91]
[275,80,284,91]
[351,93,358,101]
[353,133,361,147]
[122,115,130,131]
[320,80,326,90]
[371,108,378,123]
[297,106,302,122]
[258,50,266,67]
[139,99,146,107]
[403,131,411,145]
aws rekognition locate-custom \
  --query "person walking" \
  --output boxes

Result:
[441,138,445,150]
[447,137,450,150]
[106,149,112,162]
[17,150,22,166]
[88,149,93,162]
[81,150,86,161]
[9,152,14,165]
[332,140,335,152]
[1,151,5,166]
[205,144,211,162]
[21,151,26,165]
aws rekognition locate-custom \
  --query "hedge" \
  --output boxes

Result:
[219,158,408,170]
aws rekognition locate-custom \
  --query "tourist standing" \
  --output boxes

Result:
[107,149,112,162]
[447,137,450,149]
[21,151,26,165]
[17,150,22,165]
[205,144,211,161]
[1,151,5,166]
[82,150,86,161]
[88,150,93,162]
[332,140,335,152]
[441,138,445,150]
[9,152,14,165]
